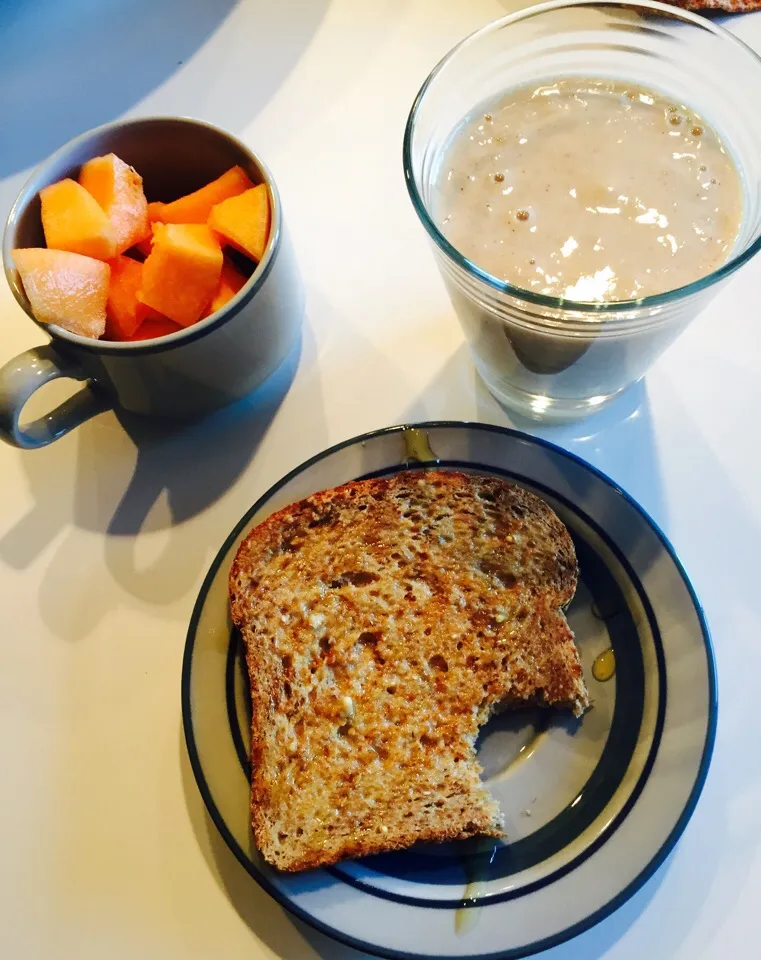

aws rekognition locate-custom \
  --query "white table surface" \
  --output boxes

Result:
[1,1,760,958]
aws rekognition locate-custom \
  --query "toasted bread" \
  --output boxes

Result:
[665,0,760,10]
[229,470,589,872]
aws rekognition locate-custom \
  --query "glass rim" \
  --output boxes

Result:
[402,0,761,316]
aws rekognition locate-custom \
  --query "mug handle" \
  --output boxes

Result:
[0,344,111,449]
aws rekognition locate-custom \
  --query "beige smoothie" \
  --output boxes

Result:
[433,79,743,301]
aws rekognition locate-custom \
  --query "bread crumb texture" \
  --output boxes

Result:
[229,471,589,871]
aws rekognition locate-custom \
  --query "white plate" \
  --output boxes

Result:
[182,422,716,959]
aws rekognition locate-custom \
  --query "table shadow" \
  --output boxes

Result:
[0,330,301,545]
[0,0,331,178]
[402,342,667,532]
[0,324,318,640]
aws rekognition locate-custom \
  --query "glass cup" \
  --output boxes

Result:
[404,0,761,422]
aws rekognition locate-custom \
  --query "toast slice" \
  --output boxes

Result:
[229,470,589,872]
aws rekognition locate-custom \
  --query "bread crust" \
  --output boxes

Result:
[230,471,589,871]
[665,0,761,10]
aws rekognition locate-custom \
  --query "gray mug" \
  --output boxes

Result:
[0,116,302,448]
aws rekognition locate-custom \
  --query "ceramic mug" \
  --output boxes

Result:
[0,116,302,448]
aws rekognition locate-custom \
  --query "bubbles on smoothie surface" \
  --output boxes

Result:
[432,78,743,300]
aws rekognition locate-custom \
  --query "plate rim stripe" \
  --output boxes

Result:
[180,420,718,960]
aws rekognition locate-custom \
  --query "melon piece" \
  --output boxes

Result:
[129,222,162,260]
[138,224,223,327]
[151,166,254,224]
[135,301,171,326]
[203,257,248,317]
[12,248,109,339]
[105,255,144,340]
[128,317,183,341]
[146,201,166,222]
[39,179,116,260]
[78,154,149,255]
[208,184,270,262]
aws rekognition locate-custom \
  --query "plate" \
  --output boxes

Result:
[182,422,716,959]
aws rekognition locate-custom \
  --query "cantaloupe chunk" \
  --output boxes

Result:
[138,224,223,327]
[78,154,149,255]
[12,248,109,339]
[203,257,248,317]
[128,317,183,341]
[150,166,254,224]
[105,255,144,340]
[146,201,166,222]
[208,184,270,262]
[40,179,116,260]
[129,222,162,260]
[135,301,171,326]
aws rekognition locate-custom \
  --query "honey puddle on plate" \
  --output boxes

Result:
[592,647,616,682]
[455,838,499,935]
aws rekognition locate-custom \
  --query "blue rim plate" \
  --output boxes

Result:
[181,421,716,959]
